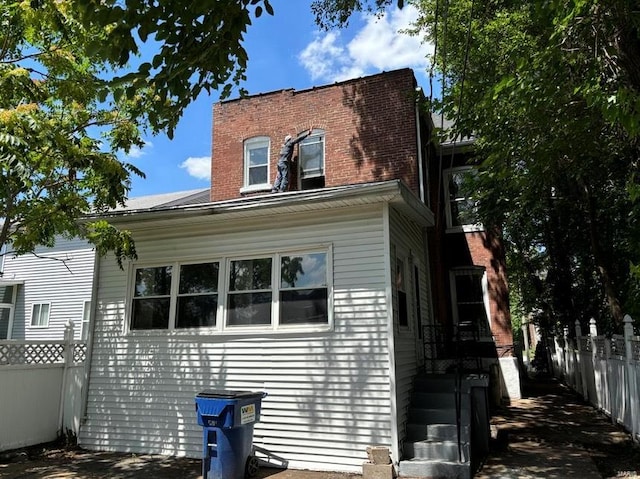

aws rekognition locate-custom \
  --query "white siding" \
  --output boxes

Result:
[80,206,393,473]
[389,207,431,457]
[2,237,95,340]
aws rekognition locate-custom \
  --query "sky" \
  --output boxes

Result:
[124,1,433,198]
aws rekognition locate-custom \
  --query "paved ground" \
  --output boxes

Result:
[1,376,638,478]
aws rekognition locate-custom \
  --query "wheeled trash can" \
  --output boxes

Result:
[195,390,267,479]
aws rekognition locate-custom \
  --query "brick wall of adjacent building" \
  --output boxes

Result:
[210,68,420,201]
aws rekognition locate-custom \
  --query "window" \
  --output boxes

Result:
[243,136,270,191]
[227,258,272,326]
[299,129,325,190]
[30,303,51,328]
[128,250,330,333]
[131,262,219,330]
[396,258,408,327]
[81,301,91,340]
[444,167,481,231]
[131,266,172,329]
[280,253,328,325]
[450,268,491,339]
[177,262,219,328]
[0,284,17,339]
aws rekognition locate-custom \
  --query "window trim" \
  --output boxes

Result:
[449,266,492,340]
[443,166,483,233]
[242,136,271,193]
[30,302,51,329]
[81,300,91,340]
[126,246,333,336]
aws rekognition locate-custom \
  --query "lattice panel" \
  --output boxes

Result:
[610,336,626,357]
[593,337,606,358]
[73,343,87,363]
[0,343,64,365]
[632,339,640,361]
[579,337,591,352]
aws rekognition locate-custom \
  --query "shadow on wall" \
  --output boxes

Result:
[341,75,419,186]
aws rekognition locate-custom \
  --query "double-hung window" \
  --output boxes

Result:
[129,250,330,333]
[443,167,482,232]
[30,303,51,328]
[227,258,272,326]
[279,252,328,325]
[299,129,325,190]
[131,262,219,330]
[450,267,491,339]
[243,136,270,192]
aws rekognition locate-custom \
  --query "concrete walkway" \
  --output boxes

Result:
[1,377,638,478]
[476,376,638,479]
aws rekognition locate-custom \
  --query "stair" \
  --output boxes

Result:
[398,374,489,479]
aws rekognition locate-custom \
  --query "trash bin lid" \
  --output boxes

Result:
[196,389,263,399]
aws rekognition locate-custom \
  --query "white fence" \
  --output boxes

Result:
[549,314,640,442]
[0,322,86,452]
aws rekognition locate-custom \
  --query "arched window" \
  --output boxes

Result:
[243,136,270,191]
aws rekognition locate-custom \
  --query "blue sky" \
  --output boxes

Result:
[124,1,433,198]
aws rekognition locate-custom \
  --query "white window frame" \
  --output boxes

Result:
[128,260,221,332]
[30,302,51,328]
[443,166,483,233]
[298,129,325,190]
[449,267,492,340]
[241,136,271,194]
[126,247,333,335]
[0,283,18,340]
[80,300,92,340]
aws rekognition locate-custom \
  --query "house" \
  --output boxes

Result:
[0,238,95,341]
[77,69,520,476]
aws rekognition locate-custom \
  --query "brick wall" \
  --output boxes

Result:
[210,69,420,201]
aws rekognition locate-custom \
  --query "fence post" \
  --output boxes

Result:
[624,314,638,442]
[575,320,587,399]
[58,321,75,434]
[589,318,599,407]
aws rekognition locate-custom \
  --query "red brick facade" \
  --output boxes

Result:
[210,69,420,201]
[209,68,514,358]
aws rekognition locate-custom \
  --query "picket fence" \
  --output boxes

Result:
[548,314,640,442]
[0,322,86,452]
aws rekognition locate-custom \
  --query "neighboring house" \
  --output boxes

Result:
[77,69,520,476]
[0,189,209,341]
[0,237,95,341]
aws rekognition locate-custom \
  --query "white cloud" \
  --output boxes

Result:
[127,140,154,159]
[180,156,211,180]
[299,5,432,83]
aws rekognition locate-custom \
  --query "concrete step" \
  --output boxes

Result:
[404,439,470,462]
[398,458,471,479]
[406,423,469,442]
[408,406,471,425]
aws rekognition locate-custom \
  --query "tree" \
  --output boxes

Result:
[1,0,273,267]
[312,0,640,331]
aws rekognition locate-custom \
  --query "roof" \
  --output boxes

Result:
[87,181,435,229]
[112,188,210,211]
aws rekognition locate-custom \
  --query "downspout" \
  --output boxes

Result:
[415,91,425,204]
[382,203,400,468]
[80,249,100,425]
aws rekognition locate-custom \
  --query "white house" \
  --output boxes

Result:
[78,181,436,473]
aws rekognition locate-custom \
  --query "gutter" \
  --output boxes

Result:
[83,180,434,228]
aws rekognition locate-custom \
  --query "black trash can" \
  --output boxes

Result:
[195,390,266,479]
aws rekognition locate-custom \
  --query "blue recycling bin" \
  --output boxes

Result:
[195,390,267,479]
